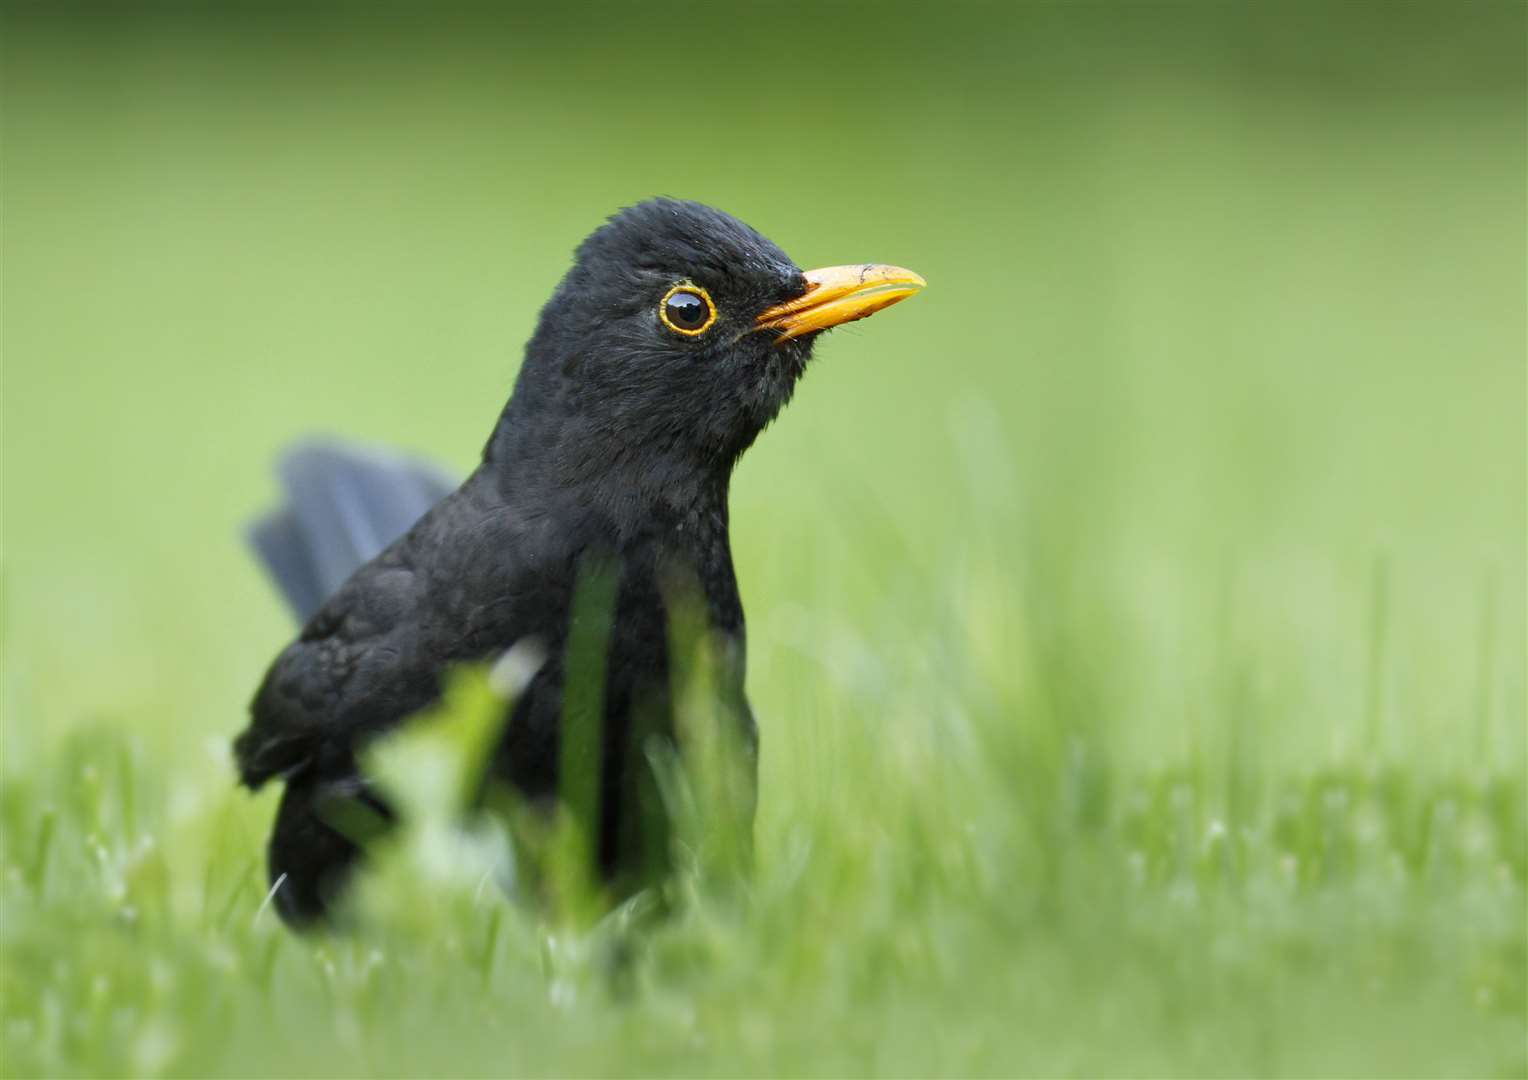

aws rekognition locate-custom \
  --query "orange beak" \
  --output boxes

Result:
[754,264,926,342]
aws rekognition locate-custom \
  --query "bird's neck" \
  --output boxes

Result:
[483,392,738,542]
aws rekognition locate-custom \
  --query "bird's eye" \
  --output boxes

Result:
[659,284,717,336]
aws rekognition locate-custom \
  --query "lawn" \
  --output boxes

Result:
[2,6,1524,1077]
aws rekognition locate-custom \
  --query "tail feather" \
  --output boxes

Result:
[248,508,328,626]
[268,769,397,927]
[249,439,458,621]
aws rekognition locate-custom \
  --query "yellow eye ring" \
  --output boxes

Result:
[658,282,717,336]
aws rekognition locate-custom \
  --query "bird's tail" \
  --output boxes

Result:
[267,768,397,926]
[248,439,457,621]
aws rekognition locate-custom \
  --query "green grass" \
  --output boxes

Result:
[2,6,1525,1077]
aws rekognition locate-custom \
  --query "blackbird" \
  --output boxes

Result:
[233,198,924,926]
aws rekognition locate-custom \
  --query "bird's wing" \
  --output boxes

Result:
[235,551,428,787]
[235,475,562,789]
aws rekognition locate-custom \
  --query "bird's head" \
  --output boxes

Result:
[499,198,923,491]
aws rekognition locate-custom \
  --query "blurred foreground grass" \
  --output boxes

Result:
[2,5,1525,1077]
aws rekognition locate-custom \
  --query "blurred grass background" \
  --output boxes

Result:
[2,3,1524,1077]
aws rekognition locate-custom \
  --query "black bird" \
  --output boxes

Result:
[234,198,924,925]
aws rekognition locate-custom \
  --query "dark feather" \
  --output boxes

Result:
[248,440,456,621]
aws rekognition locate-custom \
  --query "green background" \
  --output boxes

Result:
[3,4,1524,1077]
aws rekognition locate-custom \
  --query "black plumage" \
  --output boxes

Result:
[248,441,456,622]
[234,198,923,925]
